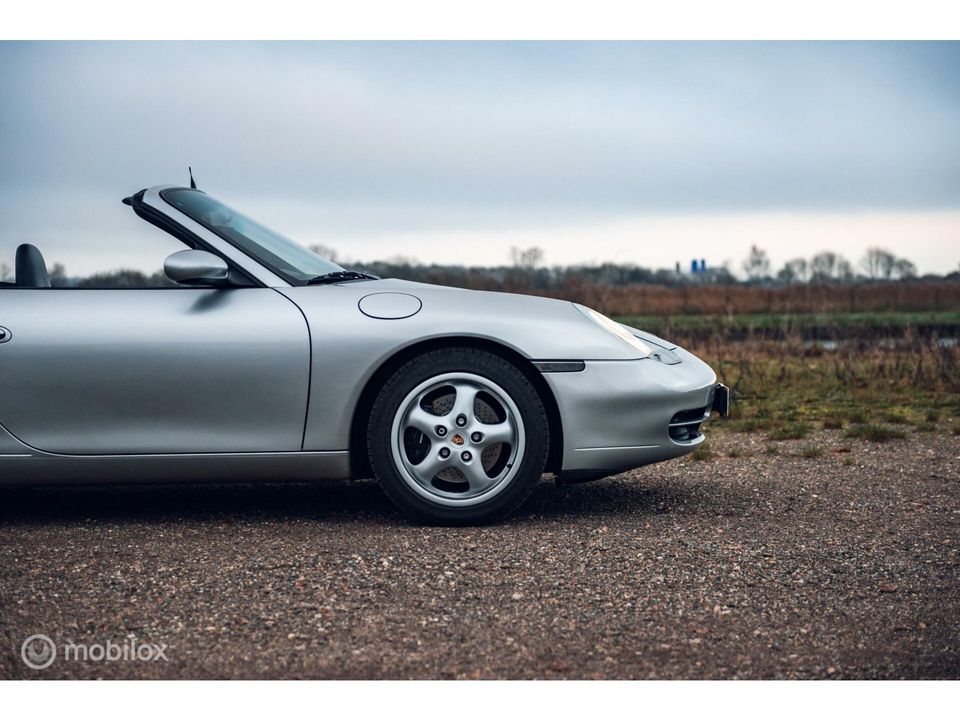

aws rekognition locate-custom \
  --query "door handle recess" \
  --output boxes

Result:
[0,326,11,343]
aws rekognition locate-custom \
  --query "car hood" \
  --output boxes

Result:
[280,277,649,361]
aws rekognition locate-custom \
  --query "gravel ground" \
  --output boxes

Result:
[1,429,957,680]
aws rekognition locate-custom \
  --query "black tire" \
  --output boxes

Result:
[367,347,550,525]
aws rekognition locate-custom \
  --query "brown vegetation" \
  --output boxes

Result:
[541,280,960,316]
[686,327,960,441]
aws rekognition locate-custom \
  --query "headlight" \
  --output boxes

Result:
[573,304,653,358]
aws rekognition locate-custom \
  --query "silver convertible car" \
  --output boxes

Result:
[0,184,728,523]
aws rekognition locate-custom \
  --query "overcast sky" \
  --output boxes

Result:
[1,41,958,276]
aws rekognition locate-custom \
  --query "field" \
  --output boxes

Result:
[616,311,960,448]
[617,310,960,338]
[403,272,960,317]
[562,280,960,316]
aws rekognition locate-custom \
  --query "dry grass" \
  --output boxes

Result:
[677,326,960,441]
[768,422,814,440]
[562,281,960,317]
[844,425,908,443]
[688,445,714,462]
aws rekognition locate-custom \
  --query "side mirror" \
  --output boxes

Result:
[164,249,231,287]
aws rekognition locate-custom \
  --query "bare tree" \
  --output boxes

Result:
[777,257,808,284]
[810,251,839,281]
[836,258,855,282]
[49,262,68,287]
[741,245,770,281]
[308,244,339,263]
[509,246,544,269]
[892,258,917,279]
[76,270,153,288]
[384,254,419,266]
[860,247,897,280]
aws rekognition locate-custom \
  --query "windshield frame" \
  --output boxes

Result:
[159,188,344,286]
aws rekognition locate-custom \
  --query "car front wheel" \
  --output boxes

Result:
[367,347,550,524]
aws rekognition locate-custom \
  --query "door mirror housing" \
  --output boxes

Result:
[164,249,231,287]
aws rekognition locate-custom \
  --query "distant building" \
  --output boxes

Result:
[676,258,710,279]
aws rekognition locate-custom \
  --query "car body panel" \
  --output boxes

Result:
[0,288,310,454]
[276,279,646,452]
[0,423,29,454]
[544,346,717,475]
[0,433,349,486]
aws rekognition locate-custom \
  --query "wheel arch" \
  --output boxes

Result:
[349,336,564,479]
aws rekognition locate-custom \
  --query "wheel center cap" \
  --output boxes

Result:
[451,434,465,446]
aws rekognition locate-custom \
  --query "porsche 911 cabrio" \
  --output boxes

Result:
[0,183,728,523]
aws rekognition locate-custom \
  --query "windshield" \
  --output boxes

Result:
[161,188,342,284]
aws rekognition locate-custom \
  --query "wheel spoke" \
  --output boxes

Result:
[460,459,494,492]
[450,382,479,421]
[411,452,447,484]
[479,420,514,447]
[405,405,439,435]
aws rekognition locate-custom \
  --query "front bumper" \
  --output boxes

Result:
[542,347,726,479]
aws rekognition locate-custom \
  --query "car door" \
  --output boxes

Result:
[0,287,310,455]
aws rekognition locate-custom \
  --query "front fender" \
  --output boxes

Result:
[278,279,640,451]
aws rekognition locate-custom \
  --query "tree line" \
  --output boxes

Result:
[741,245,920,284]
[340,244,951,292]
[2,243,952,290]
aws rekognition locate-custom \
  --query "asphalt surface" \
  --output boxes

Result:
[1,430,957,679]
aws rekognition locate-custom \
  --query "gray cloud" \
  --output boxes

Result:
[1,41,958,271]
